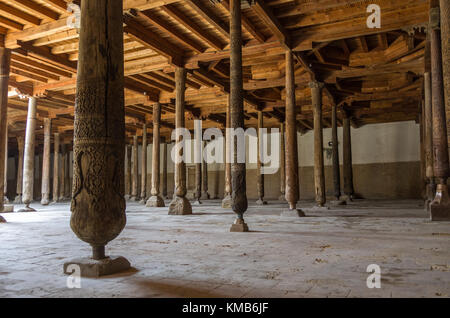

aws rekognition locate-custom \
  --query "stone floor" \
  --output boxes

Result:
[0,199,449,298]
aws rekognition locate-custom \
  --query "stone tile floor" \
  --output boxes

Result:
[0,199,449,298]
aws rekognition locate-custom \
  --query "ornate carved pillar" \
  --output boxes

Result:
[41,118,51,205]
[342,112,355,201]
[65,0,130,275]
[440,0,450,155]
[168,67,192,215]
[222,97,232,208]
[147,103,165,207]
[310,81,326,207]
[278,122,286,201]
[3,126,8,204]
[14,136,24,203]
[139,123,147,204]
[281,49,304,217]
[64,143,71,199]
[18,97,37,212]
[125,144,132,200]
[229,0,248,231]
[429,1,450,220]
[424,72,435,209]
[0,47,10,218]
[201,141,210,200]
[256,111,267,205]
[130,135,139,201]
[52,132,60,203]
[330,105,346,205]
[161,141,168,199]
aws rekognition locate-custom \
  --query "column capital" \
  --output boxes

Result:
[309,81,324,89]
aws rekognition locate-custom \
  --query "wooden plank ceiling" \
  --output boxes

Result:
[1,0,428,149]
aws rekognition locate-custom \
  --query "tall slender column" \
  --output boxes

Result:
[41,118,51,205]
[440,0,450,154]
[147,103,165,207]
[130,135,139,201]
[429,0,450,220]
[125,144,132,200]
[193,119,202,205]
[201,141,210,200]
[222,97,232,208]
[52,132,60,203]
[424,72,435,209]
[169,67,192,215]
[161,141,168,199]
[281,49,304,217]
[64,143,70,199]
[343,112,355,201]
[229,0,248,231]
[278,122,286,201]
[19,97,37,212]
[310,81,326,207]
[139,123,148,204]
[3,126,8,204]
[256,111,267,205]
[330,105,346,205]
[14,136,24,203]
[0,47,10,218]
[65,0,130,274]
[59,143,66,201]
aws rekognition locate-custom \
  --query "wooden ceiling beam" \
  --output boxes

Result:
[13,0,60,20]
[185,0,229,38]
[0,2,41,26]
[252,0,290,48]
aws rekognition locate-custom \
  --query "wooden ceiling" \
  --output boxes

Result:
[2,0,428,149]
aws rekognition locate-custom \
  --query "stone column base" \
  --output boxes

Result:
[18,205,36,212]
[13,195,22,204]
[200,192,210,200]
[330,199,347,206]
[168,196,192,215]
[341,194,354,202]
[138,197,147,205]
[41,195,50,206]
[0,215,5,223]
[63,256,131,278]
[146,195,165,207]
[222,195,232,208]
[230,218,249,232]
[256,199,268,205]
[430,184,450,221]
[280,209,306,218]
[1,205,14,212]
[192,200,202,205]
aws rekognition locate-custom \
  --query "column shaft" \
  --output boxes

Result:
[140,123,147,203]
[147,102,164,207]
[125,144,132,199]
[279,122,286,201]
[41,118,51,205]
[131,135,139,201]
[343,114,354,199]
[53,133,60,202]
[21,97,37,211]
[201,141,209,200]
[15,136,24,203]
[161,142,168,198]
[222,97,232,208]
[331,104,344,204]
[256,111,266,205]
[0,47,10,214]
[59,143,66,200]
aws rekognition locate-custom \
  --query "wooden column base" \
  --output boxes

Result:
[256,198,268,205]
[146,195,165,207]
[168,196,192,215]
[430,184,450,221]
[230,217,249,232]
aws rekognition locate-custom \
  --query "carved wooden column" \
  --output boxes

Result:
[59,143,66,201]
[201,141,210,200]
[343,111,355,201]
[169,67,192,215]
[278,122,286,201]
[3,127,8,204]
[52,132,60,203]
[147,103,165,207]
[256,111,267,205]
[193,119,202,205]
[0,47,10,218]
[281,49,304,217]
[64,143,71,199]
[65,0,130,275]
[130,135,139,201]
[139,123,147,204]
[18,97,37,212]
[125,144,132,200]
[222,97,232,208]
[330,105,346,205]
[311,81,326,207]
[229,0,248,231]
[440,0,449,154]
[429,1,450,220]
[161,141,168,199]
[14,136,24,203]
[41,118,51,205]
[424,72,435,209]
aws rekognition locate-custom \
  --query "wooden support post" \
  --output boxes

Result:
[168,67,192,215]
[424,72,435,209]
[343,111,355,201]
[193,119,202,205]
[147,103,165,207]
[440,0,450,155]
[41,118,51,205]
[278,122,286,201]
[311,81,326,207]
[222,96,232,208]
[201,140,210,200]
[0,47,10,218]
[64,143,71,199]
[66,0,130,273]
[139,123,147,204]
[281,49,305,217]
[3,127,8,204]
[131,135,139,201]
[229,0,248,231]
[18,97,37,212]
[331,105,346,206]
[430,0,450,220]
[161,141,168,199]
[14,136,24,203]
[59,143,66,201]
[52,132,60,203]
[125,144,132,200]
[256,111,267,205]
